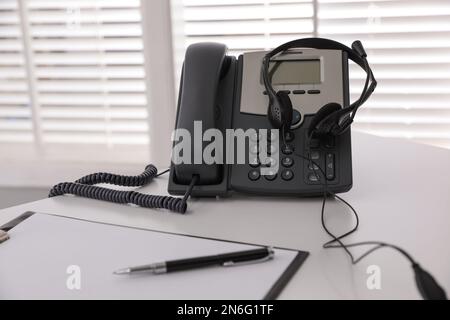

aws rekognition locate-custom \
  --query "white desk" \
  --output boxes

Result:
[1,132,449,299]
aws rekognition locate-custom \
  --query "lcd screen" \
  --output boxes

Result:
[269,59,321,85]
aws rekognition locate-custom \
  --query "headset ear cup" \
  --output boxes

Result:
[308,102,342,136]
[268,94,283,129]
[276,91,293,129]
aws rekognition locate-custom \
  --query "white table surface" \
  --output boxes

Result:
[1,131,449,299]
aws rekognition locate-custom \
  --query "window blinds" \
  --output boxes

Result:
[177,0,450,149]
[0,0,149,149]
[181,0,315,55]
[318,0,450,149]
[0,0,30,143]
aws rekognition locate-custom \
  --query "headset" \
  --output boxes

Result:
[261,37,377,137]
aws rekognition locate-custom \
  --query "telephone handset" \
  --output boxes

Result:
[173,43,228,185]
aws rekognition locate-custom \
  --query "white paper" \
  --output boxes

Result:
[0,213,299,299]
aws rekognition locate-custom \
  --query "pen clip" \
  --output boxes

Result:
[222,248,274,267]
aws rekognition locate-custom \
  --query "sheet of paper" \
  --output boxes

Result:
[0,213,301,299]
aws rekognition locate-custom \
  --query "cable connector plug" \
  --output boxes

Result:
[413,263,447,300]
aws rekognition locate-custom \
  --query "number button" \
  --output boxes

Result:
[281,157,294,168]
[248,169,260,181]
[281,169,294,181]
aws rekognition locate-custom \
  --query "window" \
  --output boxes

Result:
[0,0,150,164]
[172,0,450,149]
[1,0,449,185]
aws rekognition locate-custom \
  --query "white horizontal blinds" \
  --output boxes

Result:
[25,0,149,145]
[182,0,315,56]
[318,0,450,148]
[0,0,32,143]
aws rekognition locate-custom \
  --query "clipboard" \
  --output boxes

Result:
[0,211,308,300]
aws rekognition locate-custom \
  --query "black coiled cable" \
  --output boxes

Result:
[48,165,197,214]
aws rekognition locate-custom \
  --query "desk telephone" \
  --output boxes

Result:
[168,38,375,197]
[50,38,377,210]
[48,37,447,300]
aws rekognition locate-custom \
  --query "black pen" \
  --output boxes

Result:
[113,247,274,275]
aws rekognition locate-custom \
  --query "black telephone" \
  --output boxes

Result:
[49,38,374,206]
[168,39,363,197]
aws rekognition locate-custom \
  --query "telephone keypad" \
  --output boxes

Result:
[245,129,338,187]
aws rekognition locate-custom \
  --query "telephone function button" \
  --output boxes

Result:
[248,169,260,181]
[284,131,295,142]
[281,144,295,155]
[310,151,320,160]
[278,90,291,94]
[281,169,294,181]
[308,162,319,170]
[308,173,320,182]
[326,153,335,180]
[293,90,306,95]
[308,90,321,94]
[291,110,302,126]
[281,157,294,168]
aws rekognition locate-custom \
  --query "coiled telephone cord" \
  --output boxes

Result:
[48,165,197,214]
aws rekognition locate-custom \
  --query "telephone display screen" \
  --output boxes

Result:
[269,59,321,85]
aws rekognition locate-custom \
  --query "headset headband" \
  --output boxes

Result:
[265,38,365,68]
[262,37,377,130]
